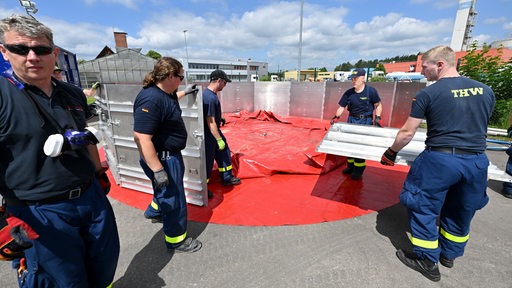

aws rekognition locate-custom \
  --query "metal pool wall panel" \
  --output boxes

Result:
[289,82,325,118]
[98,84,208,206]
[254,82,291,116]
[219,82,255,113]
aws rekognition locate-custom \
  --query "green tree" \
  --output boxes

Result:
[459,42,512,127]
[259,75,271,81]
[146,50,162,60]
[334,62,352,71]
[375,63,386,73]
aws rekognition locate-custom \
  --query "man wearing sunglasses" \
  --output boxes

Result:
[0,14,120,287]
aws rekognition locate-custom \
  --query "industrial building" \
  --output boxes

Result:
[78,31,268,87]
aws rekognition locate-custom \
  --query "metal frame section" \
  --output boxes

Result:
[316,122,512,183]
[97,84,208,206]
[316,123,426,166]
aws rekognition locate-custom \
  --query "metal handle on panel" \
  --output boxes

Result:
[108,119,120,127]
[192,130,203,139]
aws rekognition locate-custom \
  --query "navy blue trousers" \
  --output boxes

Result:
[7,179,120,288]
[400,150,489,263]
[140,152,188,249]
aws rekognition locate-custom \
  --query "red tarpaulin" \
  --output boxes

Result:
[108,111,409,226]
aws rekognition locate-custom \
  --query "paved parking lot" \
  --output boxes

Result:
[1,150,511,287]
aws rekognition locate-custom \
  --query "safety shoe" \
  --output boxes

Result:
[144,213,163,223]
[350,166,365,180]
[222,177,241,186]
[440,254,454,268]
[396,249,440,282]
[342,166,353,174]
[169,237,202,253]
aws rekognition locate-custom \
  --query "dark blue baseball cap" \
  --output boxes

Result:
[348,68,366,79]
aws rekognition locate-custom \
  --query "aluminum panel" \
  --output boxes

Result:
[100,83,140,103]
[98,84,208,206]
[178,87,207,205]
[108,110,133,139]
[254,82,291,116]
[316,123,426,165]
[316,123,511,182]
[219,82,254,113]
[368,82,397,128]
[290,82,324,118]
[389,82,426,128]
[323,81,352,121]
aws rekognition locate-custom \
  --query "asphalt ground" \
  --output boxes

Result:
[1,149,511,287]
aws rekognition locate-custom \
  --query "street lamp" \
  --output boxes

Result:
[183,30,190,85]
[297,0,304,82]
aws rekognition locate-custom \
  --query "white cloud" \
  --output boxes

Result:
[484,17,507,25]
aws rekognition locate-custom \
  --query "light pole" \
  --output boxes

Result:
[297,0,304,82]
[183,30,190,85]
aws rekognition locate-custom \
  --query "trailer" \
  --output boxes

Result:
[1,46,81,87]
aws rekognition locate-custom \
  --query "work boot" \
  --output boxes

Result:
[144,212,163,223]
[342,162,354,174]
[440,254,454,268]
[222,177,241,186]
[350,165,365,180]
[396,249,440,282]
[169,237,202,253]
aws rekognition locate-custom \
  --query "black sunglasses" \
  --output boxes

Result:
[3,44,54,56]
[176,74,184,81]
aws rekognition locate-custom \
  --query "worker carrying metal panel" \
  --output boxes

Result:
[380,45,495,282]
[330,68,383,180]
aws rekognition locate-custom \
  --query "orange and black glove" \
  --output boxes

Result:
[373,116,382,127]
[96,171,111,195]
[380,147,397,166]
[330,115,340,125]
[0,207,39,261]
[96,161,111,194]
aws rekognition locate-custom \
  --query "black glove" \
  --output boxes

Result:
[373,116,382,127]
[506,145,512,157]
[184,84,198,95]
[381,147,397,166]
[330,116,339,125]
[507,126,512,138]
[153,168,169,188]
[0,207,39,261]
[221,117,226,126]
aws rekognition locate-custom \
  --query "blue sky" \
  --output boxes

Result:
[1,0,511,72]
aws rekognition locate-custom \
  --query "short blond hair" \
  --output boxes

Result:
[421,45,456,67]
